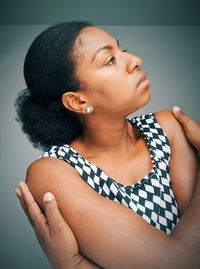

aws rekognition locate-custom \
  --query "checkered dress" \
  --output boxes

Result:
[42,113,180,234]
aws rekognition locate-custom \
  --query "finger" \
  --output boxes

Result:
[43,192,69,234]
[172,106,193,127]
[15,186,36,227]
[19,181,47,230]
[15,187,27,211]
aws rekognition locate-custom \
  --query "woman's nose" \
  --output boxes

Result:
[126,54,142,74]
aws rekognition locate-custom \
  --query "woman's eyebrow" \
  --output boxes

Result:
[91,39,120,63]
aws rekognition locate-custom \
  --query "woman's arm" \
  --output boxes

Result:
[26,155,200,269]
[15,183,103,269]
[155,110,199,215]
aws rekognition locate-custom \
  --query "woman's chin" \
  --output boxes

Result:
[141,87,151,106]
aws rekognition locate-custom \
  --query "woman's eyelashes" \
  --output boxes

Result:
[105,48,127,66]
[105,56,116,66]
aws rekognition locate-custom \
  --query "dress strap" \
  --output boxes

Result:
[129,113,171,166]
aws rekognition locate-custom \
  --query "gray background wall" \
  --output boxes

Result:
[1,1,200,269]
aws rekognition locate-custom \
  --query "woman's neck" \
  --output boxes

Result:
[78,116,139,156]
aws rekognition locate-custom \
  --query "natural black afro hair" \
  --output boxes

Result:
[15,21,93,150]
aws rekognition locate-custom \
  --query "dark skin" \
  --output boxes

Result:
[16,27,199,268]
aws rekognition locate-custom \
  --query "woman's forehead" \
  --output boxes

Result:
[78,26,116,51]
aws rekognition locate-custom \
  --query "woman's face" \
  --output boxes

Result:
[75,26,151,117]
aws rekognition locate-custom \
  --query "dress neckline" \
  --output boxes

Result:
[64,115,157,189]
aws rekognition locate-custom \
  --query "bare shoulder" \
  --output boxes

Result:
[26,156,88,208]
[27,156,76,178]
[154,109,184,144]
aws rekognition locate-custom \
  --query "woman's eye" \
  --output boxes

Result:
[105,56,116,66]
[105,49,127,66]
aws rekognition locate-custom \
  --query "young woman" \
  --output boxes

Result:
[15,21,199,268]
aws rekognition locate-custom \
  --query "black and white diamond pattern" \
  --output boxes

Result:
[42,113,179,234]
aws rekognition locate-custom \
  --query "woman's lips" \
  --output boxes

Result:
[136,71,150,90]
[137,71,148,87]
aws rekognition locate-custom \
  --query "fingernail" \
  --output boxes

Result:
[44,192,54,202]
[15,187,20,195]
[15,189,20,199]
[173,106,181,112]
[19,181,25,187]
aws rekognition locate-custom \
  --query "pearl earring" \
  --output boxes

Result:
[85,107,92,113]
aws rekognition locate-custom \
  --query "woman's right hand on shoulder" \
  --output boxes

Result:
[173,106,200,156]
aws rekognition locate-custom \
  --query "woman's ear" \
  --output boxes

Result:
[62,92,91,114]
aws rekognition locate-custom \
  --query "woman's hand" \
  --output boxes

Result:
[15,181,80,269]
[15,182,102,269]
[173,106,200,156]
